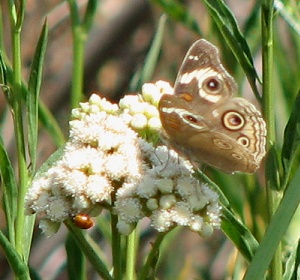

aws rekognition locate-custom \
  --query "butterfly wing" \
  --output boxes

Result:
[207,97,266,165]
[173,39,237,109]
[159,96,266,173]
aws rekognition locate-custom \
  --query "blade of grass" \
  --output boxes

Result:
[283,239,300,280]
[130,14,167,91]
[0,50,12,105]
[275,0,300,36]
[221,207,259,262]
[27,19,48,172]
[196,171,258,261]
[281,89,300,188]
[244,166,300,279]
[66,233,85,280]
[15,0,26,32]
[0,141,17,244]
[65,220,113,280]
[38,101,66,147]
[16,37,42,259]
[139,232,166,279]
[0,230,30,279]
[4,64,65,147]
[201,0,261,100]
[82,0,98,31]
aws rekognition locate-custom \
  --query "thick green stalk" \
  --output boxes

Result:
[13,33,28,257]
[126,228,138,280]
[8,3,29,258]
[261,0,282,278]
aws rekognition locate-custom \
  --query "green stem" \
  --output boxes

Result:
[67,0,84,108]
[126,228,138,280]
[0,230,30,279]
[139,232,166,279]
[65,220,113,280]
[261,0,282,278]
[68,0,98,108]
[9,3,28,258]
[111,213,122,280]
[262,4,275,140]
[71,25,85,108]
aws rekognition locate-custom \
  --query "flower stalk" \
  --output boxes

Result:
[261,0,282,278]
[126,228,138,280]
[7,0,29,259]
[68,0,98,108]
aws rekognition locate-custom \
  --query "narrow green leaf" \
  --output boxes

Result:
[195,171,258,259]
[0,51,7,84]
[29,267,42,280]
[275,0,300,37]
[65,220,113,280]
[201,0,261,100]
[244,166,300,280]
[292,241,300,280]
[283,240,300,280]
[68,0,81,26]
[27,19,48,173]
[221,207,259,261]
[139,232,166,279]
[151,0,202,35]
[0,230,30,279]
[0,141,17,244]
[130,14,167,91]
[38,101,66,147]
[66,234,85,280]
[22,214,36,263]
[83,0,98,31]
[265,144,281,190]
[244,2,261,38]
[34,145,66,178]
[4,64,65,147]
[0,51,12,106]
[15,0,26,31]
[281,89,300,188]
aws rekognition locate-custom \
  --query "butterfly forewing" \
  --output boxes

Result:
[174,39,237,107]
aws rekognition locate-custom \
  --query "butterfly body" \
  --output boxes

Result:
[159,39,266,173]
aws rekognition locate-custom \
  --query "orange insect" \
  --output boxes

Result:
[73,213,94,229]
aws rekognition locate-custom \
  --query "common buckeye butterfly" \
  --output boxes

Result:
[158,39,266,173]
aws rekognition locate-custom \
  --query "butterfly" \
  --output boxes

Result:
[158,39,266,173]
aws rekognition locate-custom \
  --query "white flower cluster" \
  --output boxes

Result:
[25,84,221,237]
[25,95,142,236]
[119,81,173,143]
[115,141,221,236]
